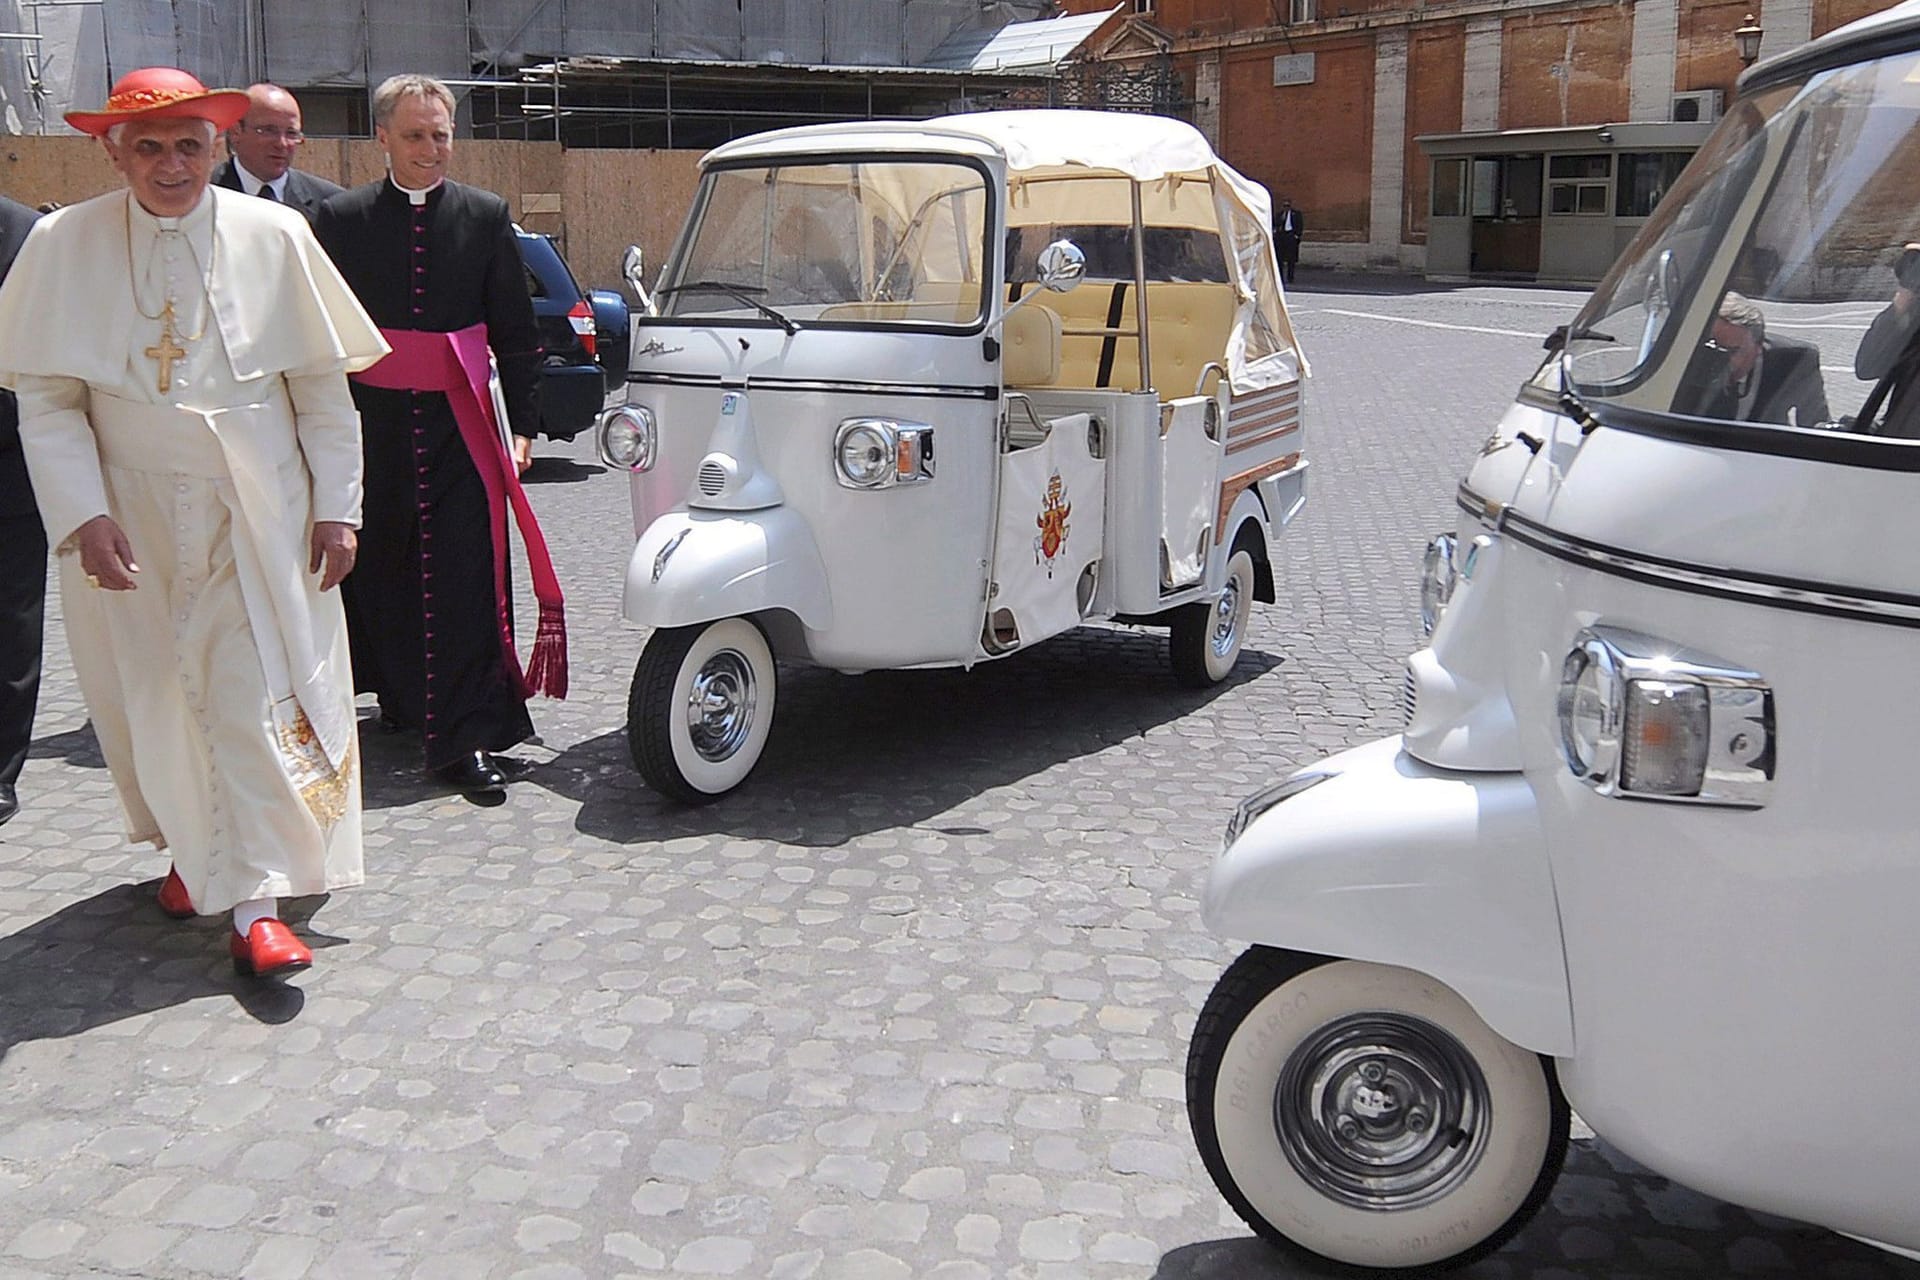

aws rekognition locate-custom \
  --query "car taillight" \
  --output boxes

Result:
[567,300,597,359]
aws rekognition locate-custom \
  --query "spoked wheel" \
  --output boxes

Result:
[628,618,776,805]
[1187,949,1569,1275]
[1171,547,1255,687]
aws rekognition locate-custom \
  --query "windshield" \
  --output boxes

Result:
[663,159,991,329]
[1563,48,1920,440]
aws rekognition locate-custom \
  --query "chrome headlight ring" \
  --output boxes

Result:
[833,418,935,491]
[598,404,657,472]
[1419,533,1457,636]
[1556,625,1773,808]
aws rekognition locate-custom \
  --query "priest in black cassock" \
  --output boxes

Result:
[314,74,567,798]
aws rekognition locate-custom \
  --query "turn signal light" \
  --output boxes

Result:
[567,299,597,359]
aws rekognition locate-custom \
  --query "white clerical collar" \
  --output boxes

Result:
[233,159,286,202]
[388,175,445,206]
[129,187,214,235]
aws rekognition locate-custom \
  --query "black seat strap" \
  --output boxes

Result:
[1096,282,1129,388]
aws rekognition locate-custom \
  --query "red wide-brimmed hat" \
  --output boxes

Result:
[65,67,250,137]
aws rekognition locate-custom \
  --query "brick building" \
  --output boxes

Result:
[1057,0,1891,281]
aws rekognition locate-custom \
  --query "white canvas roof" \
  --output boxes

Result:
[930,109,1274,229]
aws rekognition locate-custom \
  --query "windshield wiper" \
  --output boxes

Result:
[657,280,800,335]
[1542,323,1618,352]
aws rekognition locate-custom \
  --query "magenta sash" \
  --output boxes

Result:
[352,324,567,699]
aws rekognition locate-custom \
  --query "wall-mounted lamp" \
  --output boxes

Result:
[1734,13,1764,65]
[1596,127,1614,144]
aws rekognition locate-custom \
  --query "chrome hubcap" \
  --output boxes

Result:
[1209,568,1246,659]
[1274,1013,1490,1211]
[685,648,757,762]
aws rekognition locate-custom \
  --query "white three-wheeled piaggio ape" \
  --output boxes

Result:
[1187,5,1920,1272]
[599,110,1309,803]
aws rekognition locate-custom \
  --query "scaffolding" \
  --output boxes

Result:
[464,57,1064,149]
[0,0,1066,137]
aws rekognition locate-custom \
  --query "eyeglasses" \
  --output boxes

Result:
[244,125,305,143]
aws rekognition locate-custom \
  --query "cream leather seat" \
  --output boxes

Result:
[1003,304,1062,388]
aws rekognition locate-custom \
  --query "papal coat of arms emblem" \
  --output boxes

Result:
[1034,472,1072,577]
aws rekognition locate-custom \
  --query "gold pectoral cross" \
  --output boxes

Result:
[144,301,187,394]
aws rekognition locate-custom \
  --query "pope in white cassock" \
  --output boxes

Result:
[0,69,389,978]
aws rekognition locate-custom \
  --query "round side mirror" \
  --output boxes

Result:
[622,244,654,311]
[1036,240,1086,294]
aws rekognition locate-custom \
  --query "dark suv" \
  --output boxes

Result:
[515,228,631,441]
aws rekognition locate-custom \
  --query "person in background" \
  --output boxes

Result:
[313,73,566,800]
[0,195,41,826]
[1702,291,1829,428]
[214,83,342,225]
[0,68,388,977]
[1274,197,1304,286]
[1852,243,1920,438]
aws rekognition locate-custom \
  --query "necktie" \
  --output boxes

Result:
[259,185,278,202]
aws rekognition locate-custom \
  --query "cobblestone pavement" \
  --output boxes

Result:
[2,274,1915,1280]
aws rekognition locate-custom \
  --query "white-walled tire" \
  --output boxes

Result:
[1171,547,1254,686]
[629,618,776,805]
[1187,949,1569,1275]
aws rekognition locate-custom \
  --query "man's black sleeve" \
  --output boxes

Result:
[483,204,544,440]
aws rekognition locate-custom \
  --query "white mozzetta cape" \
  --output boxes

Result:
[0,186,385,395]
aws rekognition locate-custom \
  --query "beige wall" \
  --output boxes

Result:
[0,136,701,294]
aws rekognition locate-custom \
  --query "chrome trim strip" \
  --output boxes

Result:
[626,370,1000,401]
[1227,408,1298,435]
[1225,425,1301,455]
[1456,483,1504,529]
[1504,510,1920,629]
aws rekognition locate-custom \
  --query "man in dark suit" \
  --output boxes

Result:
[1274,197,1304,286]
[214,83,341,225]
[0,196,41,824]
[1702,292,1830,428]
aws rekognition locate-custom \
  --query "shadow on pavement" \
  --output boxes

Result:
[28,721,105,769]
[1154,1137,1920,1279]
[531,623,1281,846]
[522,456,606,484]
[0,885,346,1062]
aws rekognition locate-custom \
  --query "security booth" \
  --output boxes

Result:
[1419,121,1713,284]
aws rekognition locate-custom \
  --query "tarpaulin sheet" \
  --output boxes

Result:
[263,0,366,85]
[908,1,981,65]
[564,0,655,58]
[741,0,825,66]
[656,0,737,61]
[471,0,564,65]
[0,0,97,133]
[13,0,245,134]
[0,0,1047,137]
[367,0,466,87]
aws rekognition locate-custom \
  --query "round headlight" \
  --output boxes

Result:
[597,405,657,472]
[1419,533,1457,636]
[835,420,895,488]
[1558,637,1621,782]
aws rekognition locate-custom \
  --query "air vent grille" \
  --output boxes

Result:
[697,461,727,497]
[1402,665,1418,725]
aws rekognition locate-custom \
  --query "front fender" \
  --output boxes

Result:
[1205,735,1572,1056]
[623,508,833,632]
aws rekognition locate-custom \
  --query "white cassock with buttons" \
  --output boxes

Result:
[0,186,388,913]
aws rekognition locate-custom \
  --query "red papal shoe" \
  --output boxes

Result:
[229,919,312,979]
[157,867,196,919]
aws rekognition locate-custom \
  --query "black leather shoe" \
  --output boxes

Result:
[435,751,506,795]
[0,783,15,826]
